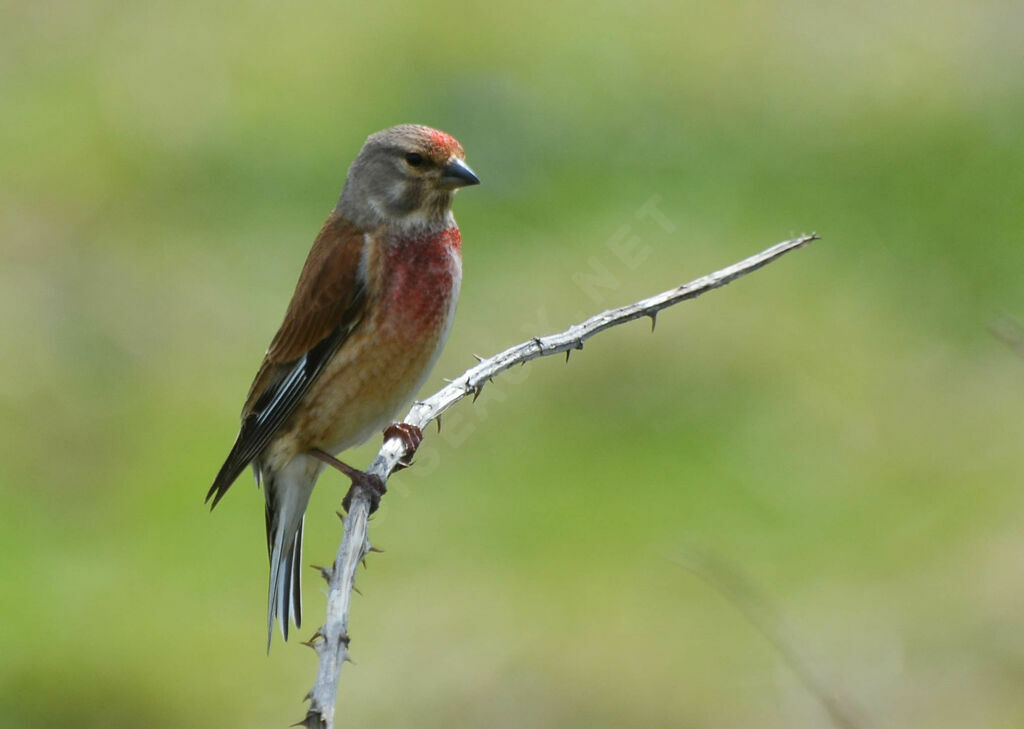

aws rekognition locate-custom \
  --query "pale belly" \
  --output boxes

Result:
[301,304,451,453]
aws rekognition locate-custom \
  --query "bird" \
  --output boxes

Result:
[206,124,479,647]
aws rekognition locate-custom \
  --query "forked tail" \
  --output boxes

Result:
[263,459,316,649]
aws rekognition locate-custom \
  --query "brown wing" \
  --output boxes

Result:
[207,212,369,508]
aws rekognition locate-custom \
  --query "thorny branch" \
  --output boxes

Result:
[300,233,819,727]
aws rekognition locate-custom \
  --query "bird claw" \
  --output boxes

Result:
[383,423,423,469]
[309,447,387,514]
[342,471,387,514]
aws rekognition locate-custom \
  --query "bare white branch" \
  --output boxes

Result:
[302,232,819,727]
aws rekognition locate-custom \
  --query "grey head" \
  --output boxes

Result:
[337,124,479,231]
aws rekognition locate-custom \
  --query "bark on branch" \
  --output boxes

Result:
[300,232,819,727]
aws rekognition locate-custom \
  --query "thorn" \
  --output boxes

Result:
[300,630,323,649]
[368,544,385,553]
[565,350,571,363]
[338,632,351,647]
[436,416,442,434]
[312,564,333,582]
[472,384,483,402]
[649,311,658,332]
[472,353,484,362]
[292,711,324,729]
[352,585,362,596]
[344,654,356,665]
[336,510,346,521]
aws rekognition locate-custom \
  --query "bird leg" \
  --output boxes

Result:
[383,423,423,470]
[309,448,387,514]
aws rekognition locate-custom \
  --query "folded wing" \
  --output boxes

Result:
[207,213,369,507]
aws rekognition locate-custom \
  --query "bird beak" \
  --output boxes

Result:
[438,159,480,189]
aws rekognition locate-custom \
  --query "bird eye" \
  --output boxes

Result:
[405,152,424,167]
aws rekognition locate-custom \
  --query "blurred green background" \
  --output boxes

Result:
[3,1,1023,727]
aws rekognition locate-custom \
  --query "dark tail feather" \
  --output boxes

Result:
[278,520,304,638]
[264,464,314,649]
[290,522,303,629]
[267,514,305,649]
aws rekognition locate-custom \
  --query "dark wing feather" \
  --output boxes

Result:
[207,213,368,508]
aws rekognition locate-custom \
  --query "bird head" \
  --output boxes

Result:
[339,124,479,230]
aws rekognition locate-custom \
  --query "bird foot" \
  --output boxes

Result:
[309,448,387,514]
[383,423,423,470]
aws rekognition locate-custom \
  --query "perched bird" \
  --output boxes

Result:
[207,125,479,646]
